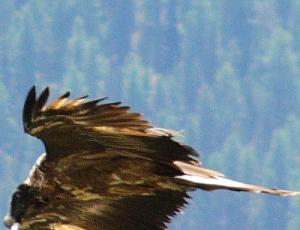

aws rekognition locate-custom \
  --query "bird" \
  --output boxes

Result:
[4,86,300,230]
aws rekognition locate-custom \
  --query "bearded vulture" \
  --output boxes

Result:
[4,86,299,230]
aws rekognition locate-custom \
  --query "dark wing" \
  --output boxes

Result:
[19,86,300,230]
[20,86,197,230]
[23,86,197,163]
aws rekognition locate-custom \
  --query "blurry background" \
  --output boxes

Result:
[1,0,300,229]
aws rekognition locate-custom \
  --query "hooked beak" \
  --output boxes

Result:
[3,215,19,229]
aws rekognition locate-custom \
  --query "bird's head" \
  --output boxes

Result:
[4,184,37,229]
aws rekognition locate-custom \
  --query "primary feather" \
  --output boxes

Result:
[4,86,300,230]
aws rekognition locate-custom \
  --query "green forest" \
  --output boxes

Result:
[1,0,300,229]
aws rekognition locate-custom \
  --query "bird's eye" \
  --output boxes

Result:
[15,193,21,199]
[13,193,21,201]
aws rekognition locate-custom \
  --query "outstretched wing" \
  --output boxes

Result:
[23,86,198,163]
[17,86,299,230]
[20,86,197,230]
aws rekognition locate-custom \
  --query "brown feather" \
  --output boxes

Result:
[33,87,49,117]
[64,95,88,109]
[47,91,70,110]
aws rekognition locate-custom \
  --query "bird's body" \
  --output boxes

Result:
[4,86,300,230]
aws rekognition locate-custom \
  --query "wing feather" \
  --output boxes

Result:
[33,87,49,119]
[47,91,70,110]
[64,95,89,108]
[23,86,36,131]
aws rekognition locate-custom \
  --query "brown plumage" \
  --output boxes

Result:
[4,86,300,230]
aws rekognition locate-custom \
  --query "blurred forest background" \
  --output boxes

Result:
[1,0,300,229]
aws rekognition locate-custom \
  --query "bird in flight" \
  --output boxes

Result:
[4,86,300,230]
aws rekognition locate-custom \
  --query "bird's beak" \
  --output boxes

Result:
[3,215,19,229]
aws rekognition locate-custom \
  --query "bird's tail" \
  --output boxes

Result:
[173,161,300,196]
